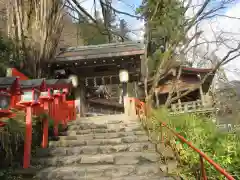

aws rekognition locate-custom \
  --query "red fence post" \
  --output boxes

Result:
[53,95,60,136]
[200,155,207,180]
[42,101,49,148]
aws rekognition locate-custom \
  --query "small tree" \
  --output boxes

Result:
[138,0,240,106]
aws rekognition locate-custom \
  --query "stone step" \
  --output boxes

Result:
[15,163,171,180]
[67,126,143,134]
[13,163,179,180]
[70,114,127,124]
[68,123,109,130]
[59,130,146,139]
[49,135,149,148]
[68,123,143,132]
[36,142,156,157]
[35,164,167,180]
[31,152,161,167]
[34,175,176,180]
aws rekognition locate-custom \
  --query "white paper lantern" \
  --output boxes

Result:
[68,75,78,88]
[119,69,129,83]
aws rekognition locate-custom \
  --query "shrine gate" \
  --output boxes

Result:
[47,42,145,116]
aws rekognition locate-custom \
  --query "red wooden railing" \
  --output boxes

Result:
[132,98,235,180]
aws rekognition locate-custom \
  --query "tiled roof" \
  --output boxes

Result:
[55,41,144,61]
[45,79,72,88]
[0,77,17,89]
[20,79,44,89]
[45,79,59,86]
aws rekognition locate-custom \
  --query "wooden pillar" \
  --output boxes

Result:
[124,97,137,120]
[177,91,182,112]
[199,84,205,106]
[198,74,205,106]
[74,87,81,117]
[79,82,87,117]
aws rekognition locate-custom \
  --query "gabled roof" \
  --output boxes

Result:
[45,79,72,89]
[55,41,144,62]
[0,77,18,89]
[20,79,45,90]
[182,67,213,74]
[45,79,59,86]
[139,66,215,93]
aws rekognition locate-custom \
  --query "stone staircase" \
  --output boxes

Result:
[13,114,179,180]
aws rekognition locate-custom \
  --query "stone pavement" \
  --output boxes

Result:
[13,114,179,180]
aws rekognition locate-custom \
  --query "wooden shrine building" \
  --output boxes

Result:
[47,42,145,116]
[48,41,216,115]
[148,66,216,114]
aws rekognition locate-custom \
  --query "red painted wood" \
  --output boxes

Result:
[53,95,61,136]
[67,100,76,121]
[42,118,48,148]
[11,68,29,80]
[23,106,32,169]
[42,101,49,148]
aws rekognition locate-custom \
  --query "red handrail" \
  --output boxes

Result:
[134,98,235,180]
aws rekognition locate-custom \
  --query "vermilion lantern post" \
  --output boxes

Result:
[18,89,41,168]
[39,88,54,148]
[53,89,63,136]
[62,88,69,126]
[19,79,45,169]
[56,79,72,127]
[46,79,72,136]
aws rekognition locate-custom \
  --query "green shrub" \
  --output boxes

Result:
[0,110,43,179]
[144,107,240,179]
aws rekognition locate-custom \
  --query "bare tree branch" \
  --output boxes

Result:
[100,0,142,19]
[166,43,240,105]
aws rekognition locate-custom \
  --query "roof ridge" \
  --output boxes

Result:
[64,42,144,52]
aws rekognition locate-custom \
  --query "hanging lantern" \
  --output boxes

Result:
[119,69,129,83]
[68,75,78,88]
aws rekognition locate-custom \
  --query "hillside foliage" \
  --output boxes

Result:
[143,108,240,179]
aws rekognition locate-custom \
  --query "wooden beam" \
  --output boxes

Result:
[48,55,141,69]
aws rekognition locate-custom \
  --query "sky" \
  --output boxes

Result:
[192,1,240,80]
[79,0,144,41]
[78,0,240,80]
